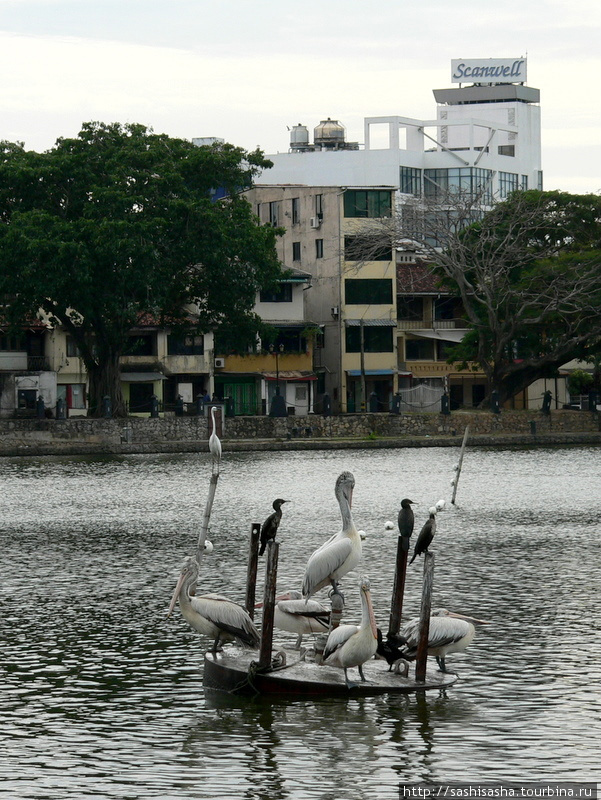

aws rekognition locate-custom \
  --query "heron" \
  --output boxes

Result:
[397,498,416,537]
[322,577,378,688]
[301,471,361,600]
[168,557,260,653]
[399,608,488,673]
[259,498,289,556]
[256,590,330,649]
[409,507,437,564]
[209,406,222,472]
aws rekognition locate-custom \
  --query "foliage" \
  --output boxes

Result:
[567,369,593,396]
[0,123,283,415]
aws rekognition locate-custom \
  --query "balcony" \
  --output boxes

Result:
[27,356,51,371]
[397,317,468,331]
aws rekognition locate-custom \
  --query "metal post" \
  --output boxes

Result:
[415,552,435,682]
[258,540,279,670]
[245,523,261,619]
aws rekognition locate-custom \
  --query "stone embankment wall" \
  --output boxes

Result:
[0,409,599,456]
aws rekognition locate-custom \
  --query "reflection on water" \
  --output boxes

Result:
[1,447,601,798]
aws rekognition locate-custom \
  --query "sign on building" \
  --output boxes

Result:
[451,58,527,84]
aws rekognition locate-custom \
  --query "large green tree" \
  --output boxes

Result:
[0,123,283,415]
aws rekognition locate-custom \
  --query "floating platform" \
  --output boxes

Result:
[203,646,458,697]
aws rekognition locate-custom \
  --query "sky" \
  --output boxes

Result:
[1,0,599,194]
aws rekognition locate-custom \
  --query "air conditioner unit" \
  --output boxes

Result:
[331,306,339,318]
[214,358,225,369]
[310,216,321,229]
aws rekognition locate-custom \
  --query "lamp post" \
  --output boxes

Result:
[269,343,287,417]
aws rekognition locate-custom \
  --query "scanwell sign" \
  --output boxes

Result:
[451,58,527,84]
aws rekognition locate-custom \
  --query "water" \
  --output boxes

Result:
[1,447,601,798]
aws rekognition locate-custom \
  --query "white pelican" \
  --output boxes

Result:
[399,608,488,673]
[168,557,260,653]
[322,577,378,688]
[409,507,437,564]
[301,471,361,599]
[435,499,446,512]
[397,498,416,536]
[259,498,289,556]
[209,406,222,471]
[257,590,330,649]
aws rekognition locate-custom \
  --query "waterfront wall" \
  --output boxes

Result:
[0,409,600,456]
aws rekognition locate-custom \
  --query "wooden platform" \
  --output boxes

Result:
[203,646,458,697]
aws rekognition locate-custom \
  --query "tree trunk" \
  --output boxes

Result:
[87,355,128,417]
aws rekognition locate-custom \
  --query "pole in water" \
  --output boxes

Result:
[388,532,411,636]
[196,471,219,566]
[451,425,470,505]
[415,552,435,682]
[245,523,261,619]
[258,540,279,670]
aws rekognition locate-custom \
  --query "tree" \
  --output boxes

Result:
[0,123,283,415]
[351,189,601,405]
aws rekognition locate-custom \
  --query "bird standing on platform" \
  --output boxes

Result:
[398,608,487,673]
[376,628,408,671]
[409,507,437,564]
[322,577,378,688]
[259,498,289,556]
[168,557,260,653]
[301,471,361,600]
[398,498,416,537]
[257,590,330,649]
[209,406,222,473]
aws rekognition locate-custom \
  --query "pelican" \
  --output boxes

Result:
[301,471,361,599]
[397,498,416,537]
[322,577,378,688]
[168,557,260,653]
[409,507,437,564]
[257,590,330,649]
[435,499,446,512]
[208,406,222,471]
[259,498,289,556]
[399,608,488,673]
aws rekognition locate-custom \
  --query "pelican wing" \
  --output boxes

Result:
[192,594,259,647]
[323,623,359,660]
[302,536,353,596]
[427,617,470,648]
[277,599,330,621]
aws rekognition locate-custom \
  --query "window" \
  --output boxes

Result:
[498,144,515,157]
[424,168,493,202]
[260,284,293,303]
[344,236,392,261]
[269,201,279,227]
[343,190,392,218]
[434,297,455,321]
[58,383,86,409]
[292,241,301,261]
[397,297,424,321]
[521,175,528,190]
[0,334,24,351]
[537,171,543,191]
[315,239,324,259]
[498,171,518,199]
[405,338,435,360]
[167,334,204,355]
[125,334,155,356]
[291,197,300,225]
[399,167,422,195]
[315,194,323,221]
[345,326,394,353]
[66,336,81,357]
[345,279,393,305]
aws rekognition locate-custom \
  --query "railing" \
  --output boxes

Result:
[27,356,51,371]
[396,318,468,330]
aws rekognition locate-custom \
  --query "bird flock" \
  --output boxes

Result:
[168,424,486,688]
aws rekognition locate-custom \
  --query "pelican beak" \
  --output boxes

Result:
[363,586,378,639]
[447,611,489,625]
[168,572,187,617]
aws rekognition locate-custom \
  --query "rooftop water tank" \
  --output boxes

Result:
[314,118,346,147]
[290,124,310,149]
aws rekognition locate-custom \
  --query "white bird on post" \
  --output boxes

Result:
[209,406,222,473]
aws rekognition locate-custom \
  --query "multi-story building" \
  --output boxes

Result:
[248,58,542,411]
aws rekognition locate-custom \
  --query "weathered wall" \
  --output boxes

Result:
[0,408,599,453]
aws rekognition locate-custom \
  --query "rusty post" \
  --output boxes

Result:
[258,540,279,670]
[451,425,470,505]
[388,533,411,636]
[245,523,261,618]
[415,552,435,682]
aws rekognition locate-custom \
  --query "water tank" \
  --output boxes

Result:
[314,118,346,147]
[290,124,310,149]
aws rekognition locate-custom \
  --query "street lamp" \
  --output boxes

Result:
[269,343,287,417]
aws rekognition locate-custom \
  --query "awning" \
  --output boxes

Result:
[345,319,397,327]
[262,371,317,381]
[347,369,396,376]
[120,372,167,382]
[407,329,466,343]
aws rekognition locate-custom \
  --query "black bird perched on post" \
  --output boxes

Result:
[259,498,289,556]
[398,498,416,537]
[376,628,408,671]
[409,507,436,564]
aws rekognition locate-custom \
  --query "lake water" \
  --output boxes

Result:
[1,446,601,799]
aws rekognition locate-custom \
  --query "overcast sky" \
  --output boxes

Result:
[1,0,599,194]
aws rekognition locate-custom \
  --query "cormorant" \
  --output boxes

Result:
[259,498,289,556]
